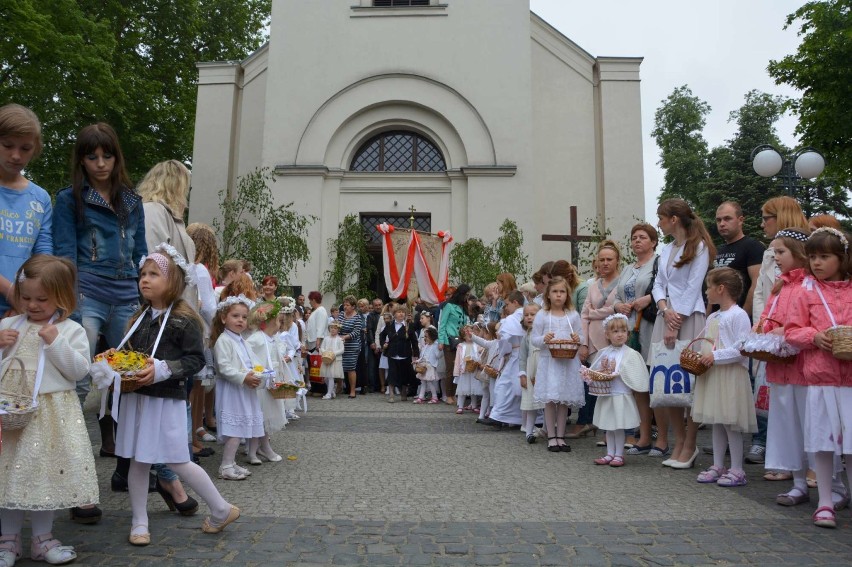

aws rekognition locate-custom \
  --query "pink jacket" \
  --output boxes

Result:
[581,278,618,357]
[785,276,852,386]
[759,269,807,386]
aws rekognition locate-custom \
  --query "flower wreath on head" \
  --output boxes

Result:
[277,295,295,307]
[251,299,281,322]
[138,242,196,286]
[216,294,255,312]
[602,313,628,330]
[280,304,296,315]
[810,226,849,252]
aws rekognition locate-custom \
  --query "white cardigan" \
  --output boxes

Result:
[0,316,90,394]
[652,241,710,316]
[214,331,260,385]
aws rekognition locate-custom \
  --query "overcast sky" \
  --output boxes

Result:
[529,0,806,221]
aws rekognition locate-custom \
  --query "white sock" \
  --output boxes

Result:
[167,461,230,520]
[606,430,616,455]
[222,436,240,467]
[248,437,260,460]
[712,424,728,469]
[129,460,152,534]
[725,425,744,471]
[30,510,54,537]
[613,429,626,457]
[0,509,25,535]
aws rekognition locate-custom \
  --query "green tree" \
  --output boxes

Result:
[449,238,496,295]
[491,219,530,284]
[650,85,711,205]
[768,0,852,187]
[321,214,376,301]
[1,0,271,193]
[213,168,314,283]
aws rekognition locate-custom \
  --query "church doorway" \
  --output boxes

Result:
[360,212,432,301]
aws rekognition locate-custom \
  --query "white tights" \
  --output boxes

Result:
[543,402,569,441]
[712,424,744,471]
[479,385,491,419]
[814,451,852,510]
[248,436,277,460]
[418,381,438,400]
[605,429,626,457]
[129,459,230,535]
[0,509,54,537]
[522,410,537,434]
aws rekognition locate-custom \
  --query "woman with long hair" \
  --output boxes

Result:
[650,198,716,469]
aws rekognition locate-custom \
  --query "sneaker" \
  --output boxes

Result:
[322,393,332,400]
[745,445,766,464]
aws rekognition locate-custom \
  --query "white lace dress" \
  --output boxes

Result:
[0,324,98,510]
[531,310,585,407]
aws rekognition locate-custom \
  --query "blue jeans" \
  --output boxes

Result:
[75,295,139,407]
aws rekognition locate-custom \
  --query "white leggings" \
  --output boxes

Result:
[0,509,54,537]
[417,381,439,400]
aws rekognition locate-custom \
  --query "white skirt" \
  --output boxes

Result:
[215,379,266,440]
[116,393,191,464]
[455,371,484,397]
[765,383,807,471]
[592,393,640,431]
[257,388,287,433]
[520,379,544,411]
[804,385,852,455]
[379,354,389,370]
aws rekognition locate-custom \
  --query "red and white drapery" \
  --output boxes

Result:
[377,223,452,304]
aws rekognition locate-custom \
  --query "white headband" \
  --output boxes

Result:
[810,227,849,252]
[603,313,629,330]
[216,294,255,312]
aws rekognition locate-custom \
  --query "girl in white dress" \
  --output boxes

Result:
[0,256,96,565]
[519,303,543,442]
[277,304,303,384]
[472,322,504,422]
[112,247,238,546]
[692,268,757,487]
[246,300,286,464]
[213,295,266,481]
[415,327,442,404]
[451,326,483,412]
[320,321,344,398]
[583,314,649,467]
[531,276,585,452]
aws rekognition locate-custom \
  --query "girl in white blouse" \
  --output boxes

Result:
[650,199,716,468]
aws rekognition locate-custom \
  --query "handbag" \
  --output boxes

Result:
[447,336,461,351]
[648,339,695,408]
[753,361,769,418]
[627,313,643,352]
[641,256,659,324]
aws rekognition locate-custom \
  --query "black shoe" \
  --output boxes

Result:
[156,480,199,516]
[111,471,128,492]
[475,418,487,424]
[558,437,571,452]
[193,447,215,458]
[70,506,102,524]
[547,437,561,453]
[99,447,117,458]
[481,417,501,427]
[501,423,521,430]
[526,434,536,444]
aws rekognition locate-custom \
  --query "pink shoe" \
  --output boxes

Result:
[594,455,614,465]
[716,469,747,487]
[413,398,425,404]
[463,405,472,411]
[697,465,727,484]
[427,398,439,404]
[469,407,480,413]
[455,408,464,414]
[609,456,625,468]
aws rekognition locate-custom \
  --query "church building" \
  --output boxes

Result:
[190,0,644,295]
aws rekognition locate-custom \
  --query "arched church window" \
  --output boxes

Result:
[350,131,446,172]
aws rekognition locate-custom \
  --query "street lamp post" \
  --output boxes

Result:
[751,144,825,196]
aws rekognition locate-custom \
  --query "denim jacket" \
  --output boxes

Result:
[53,184,147,279]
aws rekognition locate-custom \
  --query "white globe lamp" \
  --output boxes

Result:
[794,150,825,180]
[752,148,783,178]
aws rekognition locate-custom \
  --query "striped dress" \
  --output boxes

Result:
[337,313,364,372]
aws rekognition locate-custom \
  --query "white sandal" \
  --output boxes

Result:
[232,463,252,477]
[30,533,76,565]
[257,448,283,462]
[218,464,247,480]
[195,427,215,442]
[0,534,21,567]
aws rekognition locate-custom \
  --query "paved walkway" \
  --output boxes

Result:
[36,393,852,565]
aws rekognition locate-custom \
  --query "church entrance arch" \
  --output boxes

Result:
[360,212,432,301]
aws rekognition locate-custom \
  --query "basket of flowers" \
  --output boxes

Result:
[321,351,336,365]
[738,317,798,364]
[546,334,580,359]
[827,325,852,361]
[268,381,299,399]
[680,338,714,376]
[0,357,35,430]
[94,350,150,393]
[580,357,616,396]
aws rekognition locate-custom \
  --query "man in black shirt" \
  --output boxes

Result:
[713,201,765,319]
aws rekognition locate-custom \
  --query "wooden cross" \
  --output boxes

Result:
[541,205,596,267]
[408,205,417,229]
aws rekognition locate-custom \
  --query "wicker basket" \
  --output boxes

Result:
[269,385,298,399]
[546,339,580,359]
[321,351,335,365]
[739,317,796,364]
[680,338,714,376]
[0,358,35,431]
[464,357,478,373]
[828,325,852,361]
[120,372,144,393]
[585,369,616,396]
[483,365,500,378]
[414,363,427,374]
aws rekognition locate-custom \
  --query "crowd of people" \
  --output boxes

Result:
[0,101,850,565]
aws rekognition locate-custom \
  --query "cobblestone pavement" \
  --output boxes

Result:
[33,393,852,565]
